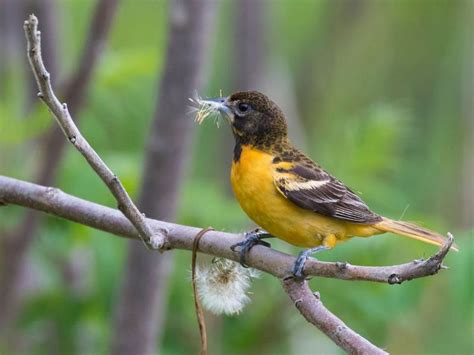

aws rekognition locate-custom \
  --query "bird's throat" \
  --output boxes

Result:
[233,137,292,163]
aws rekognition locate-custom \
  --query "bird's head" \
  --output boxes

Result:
[197,91,288,148]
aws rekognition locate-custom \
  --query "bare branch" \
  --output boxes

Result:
[0,175,455,283]
[1,176,456,353]
[23,14,166,250]
[0,176,456,354]
[282,278,388,355]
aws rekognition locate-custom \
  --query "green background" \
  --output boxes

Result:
[0,0,472,354]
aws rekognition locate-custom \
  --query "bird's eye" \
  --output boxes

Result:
[237,102,250,114]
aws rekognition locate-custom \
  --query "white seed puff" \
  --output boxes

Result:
[195,257,259,316]
[188,92,223,125]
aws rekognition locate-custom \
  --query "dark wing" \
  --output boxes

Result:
[273,163,382,223]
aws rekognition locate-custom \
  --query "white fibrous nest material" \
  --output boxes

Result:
[195,257,260,316]
[188,92,223,126]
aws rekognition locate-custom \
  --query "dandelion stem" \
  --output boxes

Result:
[191,227,214,355]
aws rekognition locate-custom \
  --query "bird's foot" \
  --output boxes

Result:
[292,246,329,279]
[231,228,273,267]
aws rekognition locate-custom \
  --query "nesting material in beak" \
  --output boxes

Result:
[189,92,230,125]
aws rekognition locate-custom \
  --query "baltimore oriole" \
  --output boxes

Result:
[195,91,456,277]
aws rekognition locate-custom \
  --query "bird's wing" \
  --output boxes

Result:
[273,163,382,223]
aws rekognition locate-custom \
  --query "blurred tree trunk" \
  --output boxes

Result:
[236,0,306,150]
[0,0,22,100]
[217,0,266,195]
[0,0,57,102]
[0,0,119,338]
[233,0,265,91]
[110,1,216,354]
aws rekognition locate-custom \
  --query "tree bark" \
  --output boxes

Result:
[110,1,216,354]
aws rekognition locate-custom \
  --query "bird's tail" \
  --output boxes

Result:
[375,218,458,251]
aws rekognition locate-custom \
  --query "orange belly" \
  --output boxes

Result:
[230,146,379,248]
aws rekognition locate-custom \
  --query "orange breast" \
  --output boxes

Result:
[229,146,368,247]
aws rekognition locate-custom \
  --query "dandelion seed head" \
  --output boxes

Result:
[195,258,260,315]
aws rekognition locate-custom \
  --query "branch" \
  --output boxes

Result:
[0,175,455,283]
[23,14,165,250]
[282,278,388,354]
[0,177,456,353]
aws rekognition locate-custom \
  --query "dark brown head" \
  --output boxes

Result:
[202,91,288,149]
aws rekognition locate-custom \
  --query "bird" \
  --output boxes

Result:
[193,91,456,277]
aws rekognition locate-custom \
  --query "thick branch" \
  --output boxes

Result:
[23,14,165,249]
[0,175,455,283]
[282,278,388,355]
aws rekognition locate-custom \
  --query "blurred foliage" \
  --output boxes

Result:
[0,0,472,354]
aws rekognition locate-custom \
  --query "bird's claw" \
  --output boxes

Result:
[230,229,273,267]
[292,254,309,279]
[292,246,329,279]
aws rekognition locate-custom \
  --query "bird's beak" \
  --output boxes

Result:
[200,96,233,122]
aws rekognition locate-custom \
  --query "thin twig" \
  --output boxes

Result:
[192,227,214,355]
[282,278,388,354]
[23,14,165,250]
[0,176,455,284]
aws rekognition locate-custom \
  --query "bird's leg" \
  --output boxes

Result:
[292,246,330,279]
[230,228,274,267]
